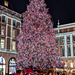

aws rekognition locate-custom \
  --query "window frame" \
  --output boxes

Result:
[67,36,70,43]
[8,58,17,74]
[2,16,6,23]
[1,26,5,35]
[1,39,5,49]
[74,47,75,56]
[13,20,16,26]
[55,38,58,43]
[68,47,71,56]
[73,35,75,42]
[62,47,65,56]
[12,30,16,38]
[61,37,64,44]
[12,41,16,51]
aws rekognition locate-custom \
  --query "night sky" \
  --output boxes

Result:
[7,0,75,27]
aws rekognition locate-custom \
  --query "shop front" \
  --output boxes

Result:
[0,52,17,75]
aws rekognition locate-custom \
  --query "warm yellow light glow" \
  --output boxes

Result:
[65,62,67,67]
[4,1,8,7]
[71,63,73,68]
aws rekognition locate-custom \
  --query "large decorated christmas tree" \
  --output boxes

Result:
[17,0,62,70]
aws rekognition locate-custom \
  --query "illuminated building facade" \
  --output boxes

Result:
[0,0,21,75]
[55,22,75,74]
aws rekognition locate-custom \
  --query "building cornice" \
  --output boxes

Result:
[54,22,75,30]
[0,5,22,21]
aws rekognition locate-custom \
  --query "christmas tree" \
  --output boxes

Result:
[17,0,62,70]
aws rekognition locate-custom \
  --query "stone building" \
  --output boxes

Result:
[0,0,21,75]
[55,21,75,74]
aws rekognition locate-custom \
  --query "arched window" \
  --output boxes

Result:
[8,58,16,74]
[0,57,5,75]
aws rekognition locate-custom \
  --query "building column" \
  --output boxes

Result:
[5,17,8,51]
[70,34,73,57]
[64,35,67,58]
[10,25,13,51]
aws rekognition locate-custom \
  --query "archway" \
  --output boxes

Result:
[8,57,16,74]
[0,57,6,75]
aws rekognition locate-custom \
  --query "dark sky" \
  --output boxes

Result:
[7,0,75,27]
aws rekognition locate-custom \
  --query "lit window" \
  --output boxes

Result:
[62,48,65,56]
[1,39,5,49]
[73,36,75,42]
[13,20,16,26]
[68,47,71,56]
[12,41,16,50]
[9,59,16,66]
[67,36,70,43]
[9,58,16,74]
[74,47,75,56]
[65,62,67,67]
[4,1,8,7]
[1,26,5,35]
[13,30,16,38]
[71,63,73,68]
[2,16,6,22]
[61,37,64,44]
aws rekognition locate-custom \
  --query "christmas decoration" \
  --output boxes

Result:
[17,0,62,70]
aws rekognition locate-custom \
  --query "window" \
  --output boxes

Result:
[61,29,64,33]
[65,62,67,67]
[13,20,16,26]
[71,63,73,68]
[73,28,75,31]
[1,26,5,35]
[68,47,71,56]
[9,58,16,74]
[67,36,70,43]
[74,47,75,56]
[61,37,64,44]
[73,36,75,42]
[55,38,58,43]
[1,39,5,49]
[55,30,58,34]
[13,30,16,38]
[12,41,16,50]
[4,1,8,7]
[2,16,6,22]
[62,48,65,56]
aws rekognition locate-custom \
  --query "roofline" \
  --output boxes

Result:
[58,22,75,27]
[55,22,75,30]
[0,5,22,19]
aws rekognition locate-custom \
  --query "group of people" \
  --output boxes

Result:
[14,70,24,75]
[13,70,53,75]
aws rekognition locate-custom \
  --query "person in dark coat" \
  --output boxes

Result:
[48,70,54,75]
[14,70,23,75]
